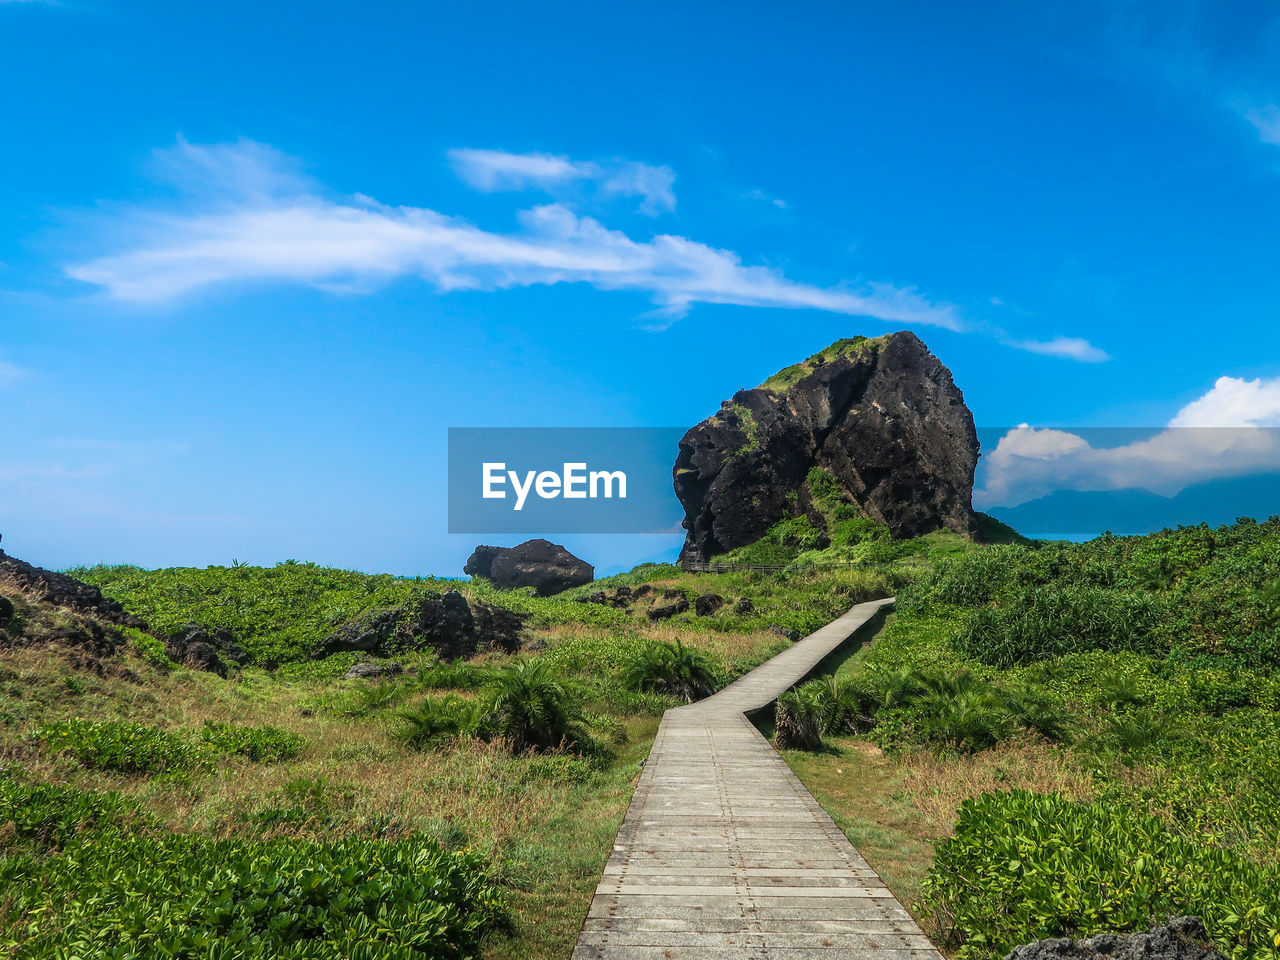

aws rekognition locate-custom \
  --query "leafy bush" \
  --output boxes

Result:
[394,695,476,748]
[620,639,720,702]
[2,831,505,959]
[474,659,594,755]
[0,778,148,849]
[36,719,207,775]
[200,721,307,762]
[925,790,1280,960]
[952,587,1162,668]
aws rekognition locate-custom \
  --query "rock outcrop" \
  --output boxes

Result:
[317,589,524,660]
[0,535,147,679]
[1005,917,1225,960]
[673,333,980,562]
[164,624,249,677]
[464,539,594,596]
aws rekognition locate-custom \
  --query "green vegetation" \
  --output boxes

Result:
[17,513,1280,959]
[759,334,887,393]
[620,639,720,702]
[777,517,1280,960]
[3,814,505,959]
[926,790,1280,960]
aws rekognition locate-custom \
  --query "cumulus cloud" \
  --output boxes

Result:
[65,138,962,328]
[448,148,676,214]
[976,375,1280,507]
[1007,336,1111,363]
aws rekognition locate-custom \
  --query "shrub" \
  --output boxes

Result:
[620,639,720,702]
[474,659,593,754]
[393,695,476,748]
[0,778,149,850]
[952,588,1162,668]
[925,789,1280,960]
[199,721,307,763]
[36,719,207,775]
[2,831,505,959]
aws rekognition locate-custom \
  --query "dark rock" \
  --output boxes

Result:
[673,332,980,562]
[163,623,248,676]
[164,623,243,677]
[344,660,405,680]
[661,588,682,599]
[734,597,754,615]
[632,584,653,600]
[648,597,690,620]
[695,594,726,616]
[0,596,13,627]
[318,589,525,660]
[0,536,147,631]
[1005,918,1224,960]
[464,539,594,596]
[770,625,801,642]
[577,591,609,605]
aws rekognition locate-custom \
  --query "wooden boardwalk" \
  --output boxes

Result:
[572,598,944,959]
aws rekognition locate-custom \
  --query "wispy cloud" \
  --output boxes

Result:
[977,374,1280,507]
[448,148,676,215]
[0,358,28,388]
[65,138,962,329]
[742,188,787,209]
[1007,336,1111,363]
[1244,104,1280,147]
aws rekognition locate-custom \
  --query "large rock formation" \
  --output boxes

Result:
[464,539,594,596]
[674,333,980,562]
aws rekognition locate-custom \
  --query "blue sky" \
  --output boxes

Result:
[4,0,1280,575]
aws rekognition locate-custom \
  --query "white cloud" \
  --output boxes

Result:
[1008,336,1111,363]
[66,138,962,329]
[976,375,1280,507]
[448,148,676,215]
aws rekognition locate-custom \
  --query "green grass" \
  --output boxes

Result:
[758,334,887,393]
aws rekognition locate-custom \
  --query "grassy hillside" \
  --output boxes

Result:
[10,517,1280,958]
[4,544,938,959]
[774,518,1280,960]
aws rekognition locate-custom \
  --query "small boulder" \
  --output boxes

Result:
[734,597,754,615]
[769,625,801,642]
[576,591,609,605]
[632,584,653,600]
[695,594,726,616]
[344,660,405,680]
[464,539,593,596]
[648,597,690,621]
[0,595,13,628]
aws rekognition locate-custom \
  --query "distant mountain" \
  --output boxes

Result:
[987,473,1280,537]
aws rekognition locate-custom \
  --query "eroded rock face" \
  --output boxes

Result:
[673,332,980,562]
[464,539,594,596]
[317,589,525,660]
[1005,917,1225,960]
